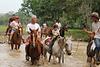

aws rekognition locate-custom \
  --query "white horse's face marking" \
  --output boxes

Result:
[65,36,72,51]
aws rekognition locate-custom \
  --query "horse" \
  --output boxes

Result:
[10,27,23,50]
[41,26,53,40]
[43,36,65,63]
[25,29,43,65]
[59,24,73,55]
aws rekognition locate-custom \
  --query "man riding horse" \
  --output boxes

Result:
[84,12,100,64]
[25,15,42,65]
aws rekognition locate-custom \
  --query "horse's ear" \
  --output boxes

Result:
[36,28,39,31]
[69,36,72,39]
[29,28,32,32]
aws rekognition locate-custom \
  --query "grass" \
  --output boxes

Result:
[0,25,7,33]
[66,29,88,41]
[0,25,89,41]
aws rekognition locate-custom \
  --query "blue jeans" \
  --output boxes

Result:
[94,38,100,61]
[94,38,100,51]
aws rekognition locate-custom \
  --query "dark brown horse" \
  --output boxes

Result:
[10,27,23,50]
[25,29,43,65]
[86,37,97,67]
[41,27,53,38]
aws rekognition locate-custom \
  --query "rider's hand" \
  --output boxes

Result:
[89,32,95,38]
[83,28,87,32]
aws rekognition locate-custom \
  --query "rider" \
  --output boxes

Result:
[54,19,62,30]
[84,12,100,64]
[26,15,41,46]
[5,17,14,35]
[41,23,48,37]
[5,17,15,43]
[25,15,41,61]
[9,16,21,43]
[49,24,60,54]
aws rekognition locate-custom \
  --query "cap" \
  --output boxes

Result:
[91,12,99,18]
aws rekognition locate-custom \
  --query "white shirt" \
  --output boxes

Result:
[26,23,41,33]
[10,21,19,29]
[92,21,100,38]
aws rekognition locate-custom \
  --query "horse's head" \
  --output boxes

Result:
[29,28,38,36]
[18,27,23,35]
[65,36,72,55]
[57,36,65,48]
[63,25,68,31]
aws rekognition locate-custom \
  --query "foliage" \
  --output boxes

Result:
[0,0,100,29]
[66,29,89,41]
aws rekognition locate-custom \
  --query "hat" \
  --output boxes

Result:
[43,23,46,26]
[91,12,99,18]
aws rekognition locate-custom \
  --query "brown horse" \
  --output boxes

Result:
[25,29,43,65]
[41,26,53,40]
[10,27,23,50]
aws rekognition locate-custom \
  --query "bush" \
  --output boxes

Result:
[65,29,89,41]
[0,25,7,33]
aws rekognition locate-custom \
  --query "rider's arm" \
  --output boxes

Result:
[83,28,93,34]
[26,24,31,34]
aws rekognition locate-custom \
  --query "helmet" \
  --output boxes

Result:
[91,12,99,19]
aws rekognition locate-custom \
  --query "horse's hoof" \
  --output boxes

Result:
[26,58,29,61]
[68,53,71,55]
[36,63,41,66]
[26,56,29,61]
[96,61,100,65]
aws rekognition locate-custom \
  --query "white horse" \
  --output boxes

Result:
[64,36,73,55]
[43,35,73,63]
[43,36,65,63]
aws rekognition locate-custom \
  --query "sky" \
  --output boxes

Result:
[0,0,23,13]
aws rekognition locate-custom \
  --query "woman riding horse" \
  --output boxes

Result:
[9,16,23,50]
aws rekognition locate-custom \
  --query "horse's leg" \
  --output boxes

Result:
[31,57,34,65]
[11,43,14,50]
[58,56,61,63]
[48,54,52,62]
[43,48,47,59]
[25,45,30,61]
[62,52,64,63]
[18,43,21,49]
[15,44,17,50]
[8,35,11,44]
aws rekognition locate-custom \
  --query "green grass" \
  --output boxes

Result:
[0,25,88,41]
[0,25,7,33]
[66,29,88,41]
